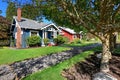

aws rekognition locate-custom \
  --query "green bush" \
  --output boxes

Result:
[54,35,68,45]
[27,36,41,47]
[63,36,69,43]
[71,38,81,44]
[43,38,49,46]
[0,40,10,47]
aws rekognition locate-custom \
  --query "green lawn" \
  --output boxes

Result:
[23,47,100,80]
[0,46,70,65]
[63,40,100,47]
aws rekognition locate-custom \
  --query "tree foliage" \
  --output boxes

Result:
[6,2,41,21]
[6,2,16,21]
[22,4,42,21]
[0,16,10,46]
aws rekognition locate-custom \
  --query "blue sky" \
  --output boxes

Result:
[0,1,51,23]
[0,0,8,17]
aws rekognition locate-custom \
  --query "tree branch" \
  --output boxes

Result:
[112,4,120,22]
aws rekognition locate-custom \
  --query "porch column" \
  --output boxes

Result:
[41,30,45,47]
[45,30,47,38]
[54,31,57,38]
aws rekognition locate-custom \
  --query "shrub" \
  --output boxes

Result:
[71,38,81,44]
[43,38,49,46]
[0,39,10,47]
[27,36,41,47]
[63,36,69,43]
[54,35,68,45]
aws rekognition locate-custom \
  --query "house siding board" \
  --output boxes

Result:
[62,30,74,42]
[21,29,30,48]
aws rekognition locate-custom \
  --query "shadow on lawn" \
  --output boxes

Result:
[62,51,120,80]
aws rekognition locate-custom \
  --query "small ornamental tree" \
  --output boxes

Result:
[27,36,41,47]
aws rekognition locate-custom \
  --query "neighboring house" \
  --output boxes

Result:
[10,8,59,48]
[59,27,82,42]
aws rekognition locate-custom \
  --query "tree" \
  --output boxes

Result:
[6,1,42,21]
[0,16,10,46]
[22,4,42,21]
[6,2,16,21]
[39,0,120,73]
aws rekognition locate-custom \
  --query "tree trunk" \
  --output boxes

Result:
[101,35,112,72]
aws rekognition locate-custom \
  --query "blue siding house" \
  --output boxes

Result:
[10,15,59,48]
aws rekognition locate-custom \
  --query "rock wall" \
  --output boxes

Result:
[0,65,16,80]
[0,43,100,80]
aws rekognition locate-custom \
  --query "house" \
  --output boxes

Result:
[10,8,59,48]
[59,27,82,42]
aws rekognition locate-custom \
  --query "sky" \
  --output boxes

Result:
[0,0,51,23]
[0,0,8,17]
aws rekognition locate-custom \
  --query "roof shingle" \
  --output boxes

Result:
[14,16,48,30]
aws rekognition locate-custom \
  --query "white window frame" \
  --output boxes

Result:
[30,30,39,36]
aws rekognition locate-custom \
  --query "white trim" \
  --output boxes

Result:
[41,23,60,31]
[42,30,45,39]
[15,32,17,39]
[30,30,39,36]
[13,16,21,28]
[21,30,23,34]
[45,31,47,38]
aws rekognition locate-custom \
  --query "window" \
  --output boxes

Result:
[31,31,39,36]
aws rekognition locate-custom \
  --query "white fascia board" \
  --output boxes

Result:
[41,23,60,31]
[13,16,21,28]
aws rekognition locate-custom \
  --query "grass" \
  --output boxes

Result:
[0,40,97,65]
[63,40,100,47]
[114,46,120,54]
[23,47,100,80]
[0,46,70,65]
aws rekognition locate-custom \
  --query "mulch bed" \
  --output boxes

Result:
[62,52,120,80]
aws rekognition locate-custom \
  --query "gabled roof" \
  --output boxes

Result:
[13,16,58,30]
[59,27,76,34]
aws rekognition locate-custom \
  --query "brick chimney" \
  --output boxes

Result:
[17,8,21,21]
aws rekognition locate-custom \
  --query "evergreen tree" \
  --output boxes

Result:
[22,4,41,21]
[6,2,16,21]
[6,1,41,21]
